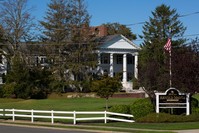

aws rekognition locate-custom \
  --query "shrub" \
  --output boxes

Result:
[137,113,199,123]
[1,83,15,98]
[191,97,199,113]
[137,113,182,123]
[130,98,154,119]
[109,104,130,114]
[14,82,30,99]
[191,97,198,107]
[0,85,2,97]
[30,87,48,99]
[192,107,199,114]
[81,80,91,93]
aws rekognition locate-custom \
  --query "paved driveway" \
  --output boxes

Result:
[0,124,99,133]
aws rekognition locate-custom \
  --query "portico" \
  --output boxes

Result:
[96,34,140,91]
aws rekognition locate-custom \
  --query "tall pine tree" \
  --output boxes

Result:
[40,0,71,90]
[65,0,96,92]
[40,0,70,43]
[41,0,96,92]
[139,4,186,97]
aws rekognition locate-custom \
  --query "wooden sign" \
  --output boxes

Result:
[155,88,190,115]
[159,88,186,103]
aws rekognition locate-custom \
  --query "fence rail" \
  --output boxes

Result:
[0,109,134,124]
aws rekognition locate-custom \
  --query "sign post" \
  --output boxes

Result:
[155,88,190,115]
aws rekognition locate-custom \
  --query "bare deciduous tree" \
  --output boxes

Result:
[0,0,35,52]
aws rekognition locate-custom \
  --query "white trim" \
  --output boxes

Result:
[99,34,140,50]
[120,34,140,49]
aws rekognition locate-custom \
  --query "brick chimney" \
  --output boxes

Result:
[91,25,108,37]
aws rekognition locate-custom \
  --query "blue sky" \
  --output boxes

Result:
[28,0,199,44]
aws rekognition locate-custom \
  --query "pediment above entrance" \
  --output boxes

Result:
[98,34,140,50]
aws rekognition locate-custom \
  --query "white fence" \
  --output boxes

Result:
[0,109,134,124]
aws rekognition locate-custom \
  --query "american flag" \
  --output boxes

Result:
[164,38,171,52]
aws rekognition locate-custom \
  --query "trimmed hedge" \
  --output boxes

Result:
[109,97,199,122]
[137,113,199,123]
[109,104,130,114]
[191,97,199,114]
[110,98,154,120]
[130,98,154,119]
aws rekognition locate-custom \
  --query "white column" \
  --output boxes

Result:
[123,54,127,82]
[97,52,101,70]
[134,55,138,79]
[110,53,113,77]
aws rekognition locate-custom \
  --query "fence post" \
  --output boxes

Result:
[73,111,76,125]
[104,110,107,124]
[12,109,15,121]
[31,109,34,123]
[51,110,54,124]
[3,108,5,119]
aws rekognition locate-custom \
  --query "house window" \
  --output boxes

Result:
[40,57,47,64]
[35,56,39,65]
[35,56,48,65]
[101,54,110,64]
[117,54,123,64]
[127,54,134,64]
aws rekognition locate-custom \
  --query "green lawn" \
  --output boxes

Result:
[0,96,137,111]
[1,93,198,111]
[99,122,199,130]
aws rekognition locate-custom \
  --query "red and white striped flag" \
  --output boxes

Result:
[164,38,171,52]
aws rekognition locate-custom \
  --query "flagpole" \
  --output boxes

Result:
[169,44,172,88]
[169,27,172,88]
[164,31,172,88]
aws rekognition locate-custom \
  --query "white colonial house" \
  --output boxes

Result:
[0,34,140,91]
[96,34,140,92]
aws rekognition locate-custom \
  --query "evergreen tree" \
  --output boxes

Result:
[65,0,96,92]
[139,4,186,97]
[4,54,30,98]
[40,0,72,92]
[29,67,52,99]
[103,22,137,40]
[40,0,70,43]
[41,0,96,92]
[3,53,52,99]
